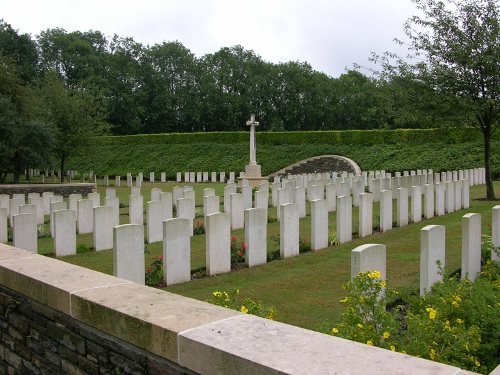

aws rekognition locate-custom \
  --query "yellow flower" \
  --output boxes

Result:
[359,297,365,303]
[236,289,240,294]
[212,291,222,297]
[456,318,464,324]
[332,328,339,334]
[340,297,348,303]
[465,343,470,352]
[390,345,396,352]
[429,349,436,360]
[383,331,390,339]
[402,350,407,354]
[366,340,373,346]
[380,281,386,288]
[426,307,437,320]
[357,323,363,329]
[452,301,459,308]
[475,359,481,367]
[369,270,381,279]
[240,305,248,313]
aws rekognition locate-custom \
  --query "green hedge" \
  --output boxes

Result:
[96,127,489,147]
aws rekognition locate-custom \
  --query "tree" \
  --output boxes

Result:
[374,0,500,199]
[30,72,108,182]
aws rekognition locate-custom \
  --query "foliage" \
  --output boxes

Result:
[325,261,500,374]
[208,289,277,320]
[193,221,205,235]
[145,255,163,286]
[230,236,246,268]
[76,243,93,254]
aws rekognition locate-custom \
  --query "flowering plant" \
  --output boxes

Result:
[209,289,277,320]
[230,236,246,268]
[145,255,163,286]
[193,221,205,235]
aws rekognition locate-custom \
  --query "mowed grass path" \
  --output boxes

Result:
[33,180,500,331]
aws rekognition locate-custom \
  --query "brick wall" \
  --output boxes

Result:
[0,184,96,198]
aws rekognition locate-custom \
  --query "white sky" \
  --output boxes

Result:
[0,0,418,77]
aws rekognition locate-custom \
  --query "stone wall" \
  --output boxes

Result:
[0,243,481,375]
[0,184,96,198]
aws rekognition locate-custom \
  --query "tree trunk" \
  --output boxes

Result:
[60,155,66,183]
[483,126,496,200]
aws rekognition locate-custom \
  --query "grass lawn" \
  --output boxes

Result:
[23,180,500,331]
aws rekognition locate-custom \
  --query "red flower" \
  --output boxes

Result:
[238,252,243,257]
[147,269,152,273]
[232,236,237,241]
[241,243,246,250]
[488,223,491,228]
[304,240,308,244]
[159,256,163,261]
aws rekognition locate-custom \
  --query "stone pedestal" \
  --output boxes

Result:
[240,164,268,187]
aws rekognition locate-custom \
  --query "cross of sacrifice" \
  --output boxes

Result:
[246,114,259,166]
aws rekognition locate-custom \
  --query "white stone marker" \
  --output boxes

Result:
[462,179,470,209]
[197,172,202,182]
[68,194,82,219]
[245,208,268,267]
[206,212,231,276]
[150,172,154,182]
[211,172,217,182]
[325,184,337,212]
[146,200,168,244]
[161,172,167,183]
[242,184,253,210]
[454,180,462,211]
[172,187,183,208]
[294,186,306,218]
[104,175,109,186]
[94,206,114,251]
[337,196,352,244]
[129,195,144,225]
[0,195,9,216]
[177,198,194,236]
[190,171,195,182]
[420,225,445,296]
[397,187,409,227]
[78,200,94,234]
[311,199,328,250]
[461,213,481,282]
[204,195,220,217]
[255,189,269,210]
[352,179,364,207]
[113,224,145,285]
[131,186,141,197]
[9,198,22,227]
[13,193,25,204]
[445,181,455,214]
[163,218,191,285]
[423,184,435,220]
[271,182,280,207]
[0,208,7,243]
[351,244,386,283]
[115,176,121,187]
[410,185,422,223]
[20,204,37,216]
[435,182,445,216]
[277,188,291,222]
[106,188,116,198]
[105,196,120,227]
[54,209,76,257]
[13,213,37,253]
[183,190,196,213]
[203,188,216,197]
[380,190,392,233]
[359,193,373,238]
[224,185,237,214]
[493,206,500,262]
[230,193,244,230]
[280,203,299,259]
[160,192,173,219]
[150,188,162,202]
[50,201,67,236]
[87,192,100,208]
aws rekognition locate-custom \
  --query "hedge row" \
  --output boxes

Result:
[96,127,490,147]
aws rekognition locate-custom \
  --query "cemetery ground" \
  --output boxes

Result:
[23,180,500,332]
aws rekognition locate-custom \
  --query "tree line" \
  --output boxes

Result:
[1,0,499,198]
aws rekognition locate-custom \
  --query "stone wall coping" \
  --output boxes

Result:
[0,243,482,375]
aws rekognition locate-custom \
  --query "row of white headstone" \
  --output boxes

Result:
[352,205,500,297]
[100,171,240,187]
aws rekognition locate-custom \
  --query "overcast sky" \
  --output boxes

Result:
[0,0,419,77]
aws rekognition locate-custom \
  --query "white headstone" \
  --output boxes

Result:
[351,244,386,282]
[325,184,337,212]
[106,188,116,198]
[105,196,120,227]
[147,200,168,243]
[397,187,409,227]
[88,192,101,208]
[13,193,26,205]
[245,208,267,267]
[337,196,352,244]
[411,185,422,223]
[131,186,141,197]
[160,192,173,219]
[423,184,435,220]
[0,195,9,216]
[9,198,22,227]
[311,199,328,250]
[461,213,481,282]
[242,185,253,210]
[113,224,145,284]
[129,195,144,225]
[78,200,94,234]
[203,188,216,197]
[230,193,244,230]
[435,182,445,216]
[359,193,373,238]
[177,198,194,236]
[255,189,269,210]
[50,201,67,236]
[13,213,37,253]
[445,181,455,214]
[204,195,220,217]
[150,188,162,202]
[163,218,191,285]
[280,203,299,259]
[173,187,184,207]
[115,176,121,187]
[94,206,114,251]
[206,212,231,276]
[54,209,76,257]
[380,190,392,233]
[0,208,7,243]
[420,225,445,296]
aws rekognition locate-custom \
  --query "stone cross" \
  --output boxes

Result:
[246,114,259,165]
